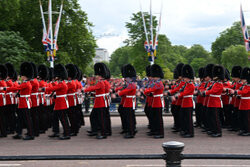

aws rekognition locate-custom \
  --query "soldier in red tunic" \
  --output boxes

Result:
[65,64,79,136]
[204,65,225,137]
[30,63,40,137]
[3,62,34,140]
[4,63,16,135]
[144,64,164,139]
[44,64,70,140]
[84,63,107,139]
[118,64,137,138]
[0,64,8,137]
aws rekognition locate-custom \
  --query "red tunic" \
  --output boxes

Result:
[116,86,125,105]
[234,82,243,108]
[221,81,230,105]
[84,81,106,108]
[6,81,32,109]
[119,82,137,108]
[197,82,206,104]
[5,79,14,105]
[203,81,213,107]
[45,82,53,106]
[30,79,40,107]
[39,80,47,105]
[205,82,223,108]
[179,82,195,108]
[104,80,111,107]
[144,80,164,108]
[170,81,185,106]
[45,81,68,110]
[67,80,77,107]
[0,80,7,106]
[237,84,250,110]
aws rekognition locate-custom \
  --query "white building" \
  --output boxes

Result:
[93,48,109,63]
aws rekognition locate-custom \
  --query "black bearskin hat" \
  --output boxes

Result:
[20,62,34,79]
[13,71,18,81]
[204,64,214,78]
[231,66,242,78]
[123,64,136,78]
[213,65,225,80]
[30,62,38,78]
[198,67,204,79]
[38,64,49,80]
[182,64,194,79]
[74,65,80,80]
[176,63,184,77]
[5,63,15,78]
[78,70,83,81]
[151,64,164,79]
[240,67,250,80]
[49,67,54,81]
[121,65,125,78]
[225,68,230,81]
[102,63,110,79]
[173,68,178,79]
[65,64,77,80]
[146,65,151,77]
[54,64,68,80]
[0,64,8,79]
[94,63,107,78]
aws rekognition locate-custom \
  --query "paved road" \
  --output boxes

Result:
[0,116,250,167]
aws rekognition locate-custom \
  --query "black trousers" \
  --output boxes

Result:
[105,106,112,134]
[5,105,16,132]
[52,109,70,136]
[144,103,150,127]
[0,106,7,136]
[124,107,136,135]
[195,103,203,126]
[223,104,231,127]
[202,106,209,130]
[207,107,222,134]
[16,108,34,137]
[238,110,250,133]
[175,105,181,130]
[180,107,194,135]
[150,107,164,136]
[38,105,48,132]
[78,104,85,126]
[67,106,79,134]
[90,108,106,136]
[118,104,126,131]
[232,107,239,130]
[31,107,40,136]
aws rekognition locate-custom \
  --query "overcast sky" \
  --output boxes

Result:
[79,0,250,56]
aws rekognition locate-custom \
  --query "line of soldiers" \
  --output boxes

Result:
[0,62,85,140]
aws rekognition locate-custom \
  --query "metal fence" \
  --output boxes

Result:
[1,141,250,167]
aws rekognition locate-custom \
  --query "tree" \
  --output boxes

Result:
[221,45,250,70]
[190,58,207,77]
[211,21,244,64]
[184,44,210,64]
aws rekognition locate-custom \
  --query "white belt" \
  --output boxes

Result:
[221,93,226,95]
[67,93,76,106]
[20,95,30,98]
[183,95,193,98]
[56,95,67,98]
[0,93,6,106]
[45,94,51,106]
[96,94,107,108]
[210,95,221,97]
[67,93,75,96]
[31,93,39,106]
[6,92,12,95]
[56,95,69,108]
[20,95,31,109]
[241,97,250,99]
[153,94,163,97]
[7,92,14,104]
[126,95,136,109]
[31,93,39,95]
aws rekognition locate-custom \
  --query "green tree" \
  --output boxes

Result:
[211,21,244,64]
[221,45,250,70]
[184,44,210,64]
[190,58,207,76]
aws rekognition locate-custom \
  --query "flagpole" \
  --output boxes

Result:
[153,0,163,57]
[49,0,54,68]
[150,0,154,65]
[139,0,149,51]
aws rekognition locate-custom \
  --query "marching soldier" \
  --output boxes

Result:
[144,64,165,139]
[3,62,34,140]
[84,63,107,139]
[118,64,137,138]
[44,64,70,140]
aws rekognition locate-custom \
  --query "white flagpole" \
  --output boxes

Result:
[53,0,63,57]
[49,0,54,67]
[139,0,149,50]
[154,0,163,51]
[150,0,154,64]
[39,0,47,43]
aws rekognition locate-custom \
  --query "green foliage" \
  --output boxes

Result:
[184,44,210,64]
[211,21,244,64]
[221,45,250,70]
[190,58,207,76]
[0,0,96,73]
[163,67,173,79]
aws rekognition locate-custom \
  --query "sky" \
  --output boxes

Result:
[79,0,250,56]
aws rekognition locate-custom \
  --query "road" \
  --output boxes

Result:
[0,116,249,167]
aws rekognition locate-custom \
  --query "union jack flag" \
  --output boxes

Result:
[240,5,250,51]
[144,41,150,52]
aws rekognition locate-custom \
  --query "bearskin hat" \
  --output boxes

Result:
[13,71,18,81]
[231,66,242,78]
[38,64,49,80]
[94,63,107,78]
[198,67,204,79]
[123,64,136,78]
[0,64,8,79]
[101,63,110,79]
[65,64,77,80]
[182,64,194,79]
[121,65,125,78]
[54,64,68,80]
[240,67,250,80]
[173,68,178,79]
[146,65,151,77]
[30,62,38,78]
[74,65,80,80]
[49,67,54,81]
[78,70,83,81]
[176,63,184,77]
[20,62,34,79]
[204,64,214,78]
[213,65,225,80]
[5,63,15,78]
[151,64,164,79]
[225,68,230,81]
